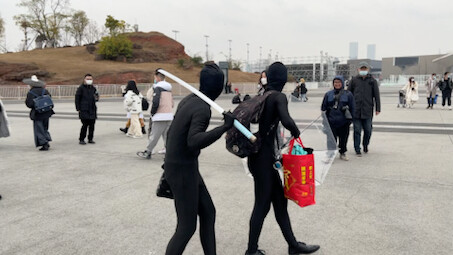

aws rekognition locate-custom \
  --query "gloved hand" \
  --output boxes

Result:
[223,111,235,129]
[292,129,300,139]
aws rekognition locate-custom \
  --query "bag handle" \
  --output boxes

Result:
[288,137,305,152]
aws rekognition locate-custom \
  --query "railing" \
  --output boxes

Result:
[1,83,298,100]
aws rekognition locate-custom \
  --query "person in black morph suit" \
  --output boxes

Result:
[245,62,320,255]
[164,62,235,255]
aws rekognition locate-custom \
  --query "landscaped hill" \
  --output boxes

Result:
[0,32,259,85]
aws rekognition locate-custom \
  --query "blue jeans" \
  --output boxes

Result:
[352,118,372,153]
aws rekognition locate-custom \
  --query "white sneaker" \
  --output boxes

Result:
[340,154,349,161]
[158,148,166,154]
[442,106,445,110]
[449,106,452,110]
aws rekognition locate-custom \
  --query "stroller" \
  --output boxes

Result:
[397,90,406,108]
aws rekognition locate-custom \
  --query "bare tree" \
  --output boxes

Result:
[14,0,71,48]
[85,20,102,44]
[0,15,5,52]
[68,10,88,46]
[14,15,33,51]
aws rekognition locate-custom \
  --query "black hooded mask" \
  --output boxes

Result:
[266,62,287,92]
[199,62,225,100]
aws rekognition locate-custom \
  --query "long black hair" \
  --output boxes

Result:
[125,80,139,95]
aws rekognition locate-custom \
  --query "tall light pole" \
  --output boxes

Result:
[246,43,250,72]
[204,35,209,61]
[172,30,179,41]
[228,39,232,63]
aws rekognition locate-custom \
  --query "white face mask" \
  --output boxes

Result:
[85,79,93,85]
[260,77,267,85]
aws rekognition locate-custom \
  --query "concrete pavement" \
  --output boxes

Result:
[1,87,452,255]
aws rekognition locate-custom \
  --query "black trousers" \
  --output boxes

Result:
[33,118,51,147]
[165,165,216,255]
[331,123,351,154]
[79,119,95,141]
[247,151,299,253]
[442,90,452,106]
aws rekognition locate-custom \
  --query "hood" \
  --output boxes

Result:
[199,62,225,100]
[155,80,172,91]
[266,62,287,92]
[333,75,345,89]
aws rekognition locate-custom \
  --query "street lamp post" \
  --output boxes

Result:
[204,35,209,61]
[172,30,179,41]
[246,43,250,72]
[228,39,232,63]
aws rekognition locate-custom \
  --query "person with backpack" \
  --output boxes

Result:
[163,62,235,254]
[123,80,143,138]
[24,75,54,151]
[137,69,173,159]
[321,76,355,161]
[245,62,320,255]
[75,74,99,145]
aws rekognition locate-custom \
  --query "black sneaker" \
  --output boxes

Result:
[356,151,362,157]
[245,249,266,255]
[289,242,320,254]
[119,127,128,133]
[364,146,368,153]
[136,151,151,159]
[79,140,86,145]
[88,140,95,144]
[39,144,49,151]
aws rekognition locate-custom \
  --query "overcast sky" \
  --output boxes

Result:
[1,0,452,63]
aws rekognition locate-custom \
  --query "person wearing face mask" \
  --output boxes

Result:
[425,73,438,109]
[75,74,99,145]
[347,62,381,156]
[163,62,235,255]
[257,71,267,95]
[401,77,419,108]
[438,72,453,110]
[321,76,355,161]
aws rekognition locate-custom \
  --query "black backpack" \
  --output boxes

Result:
[142,97,149,111]
[29,89,54,113]
[226,90,277,158]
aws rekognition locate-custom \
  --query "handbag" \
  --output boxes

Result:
[282,137,315,208]
[156,164,173,199]
[142,98,150,111]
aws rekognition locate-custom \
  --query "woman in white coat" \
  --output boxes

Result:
[402,77,419,108]
[0,98,10,138]
[123,80,143,138]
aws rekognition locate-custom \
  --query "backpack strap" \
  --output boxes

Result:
[28,90,39,97]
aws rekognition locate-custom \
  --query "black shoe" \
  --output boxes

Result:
[245,249,266,255]
[364,146,368,153]
[289,242,320,254]
[119,127,128,133]
[141,127,146,134]
[79,140,86,145]
[39,144,49,151]
[88,140,95,144]
[356,151,362,157]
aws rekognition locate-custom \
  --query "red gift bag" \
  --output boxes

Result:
[282,138,315,208]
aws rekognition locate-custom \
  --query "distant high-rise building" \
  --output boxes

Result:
[367,44,376,60]
[349,42,358,60]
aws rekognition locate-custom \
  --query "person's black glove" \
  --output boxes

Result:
[292,129,300,139]
[223,111,235,129]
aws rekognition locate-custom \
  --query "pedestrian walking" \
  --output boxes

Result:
[123,80,143,138]
[0,97,10,138]
[425,73,438,109]
[300,78,308,101]
[75,74,99,145]
[245,62,320,255]
[163,62,234,255]
[24,75,54,151]
[347,62,381,156]
[136,69,173,159]
[321,76,355,161]
[401,77,419,108]
[438,72,453,110]
[257,71,267,95]
[119,81,147,135]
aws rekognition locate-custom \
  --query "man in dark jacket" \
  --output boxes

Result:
[24,75,54,151]
[347,62,381,156]
[438,72,453,110]
[164,62,234,255]
[321,76,355,160]
[75,74,99,145]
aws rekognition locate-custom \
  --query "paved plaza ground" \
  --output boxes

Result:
[1,87,453,255]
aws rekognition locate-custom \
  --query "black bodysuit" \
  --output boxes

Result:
[247,90,301,253]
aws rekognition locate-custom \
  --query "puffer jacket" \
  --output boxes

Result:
[322,77,355,128]
[151,80,174,121]
[75,84,98,119]
[124,90,143,114]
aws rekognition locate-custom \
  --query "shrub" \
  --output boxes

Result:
[97,34,133,60]
[190,55,203,67]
